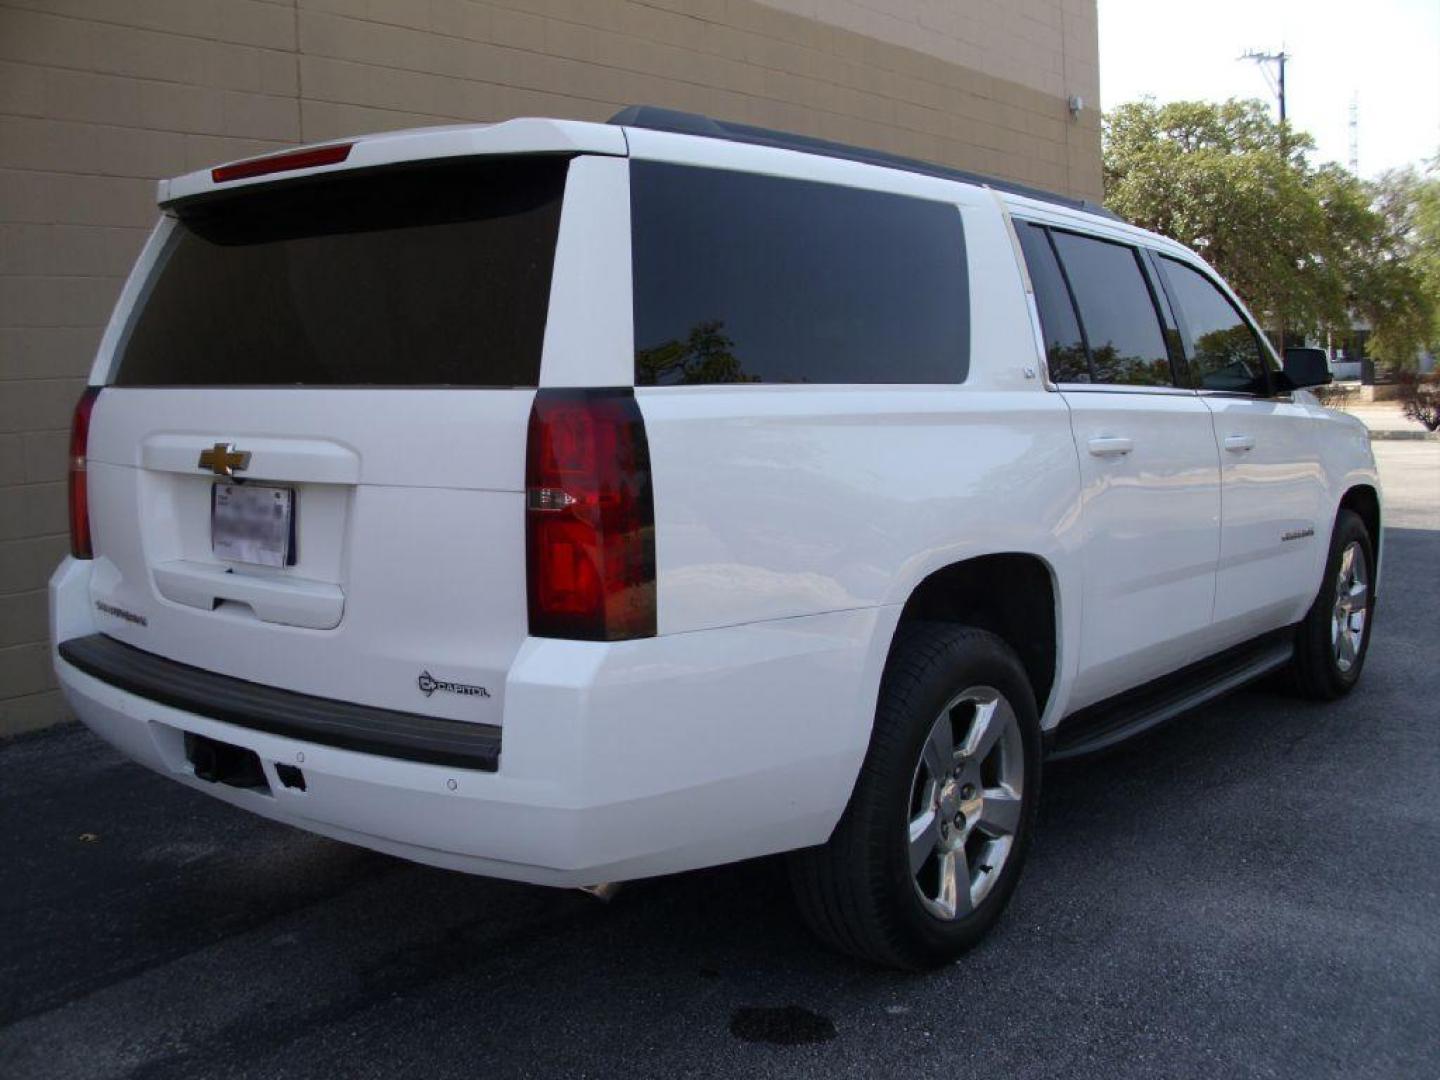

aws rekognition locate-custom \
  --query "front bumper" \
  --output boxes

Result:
[51,557,890,886]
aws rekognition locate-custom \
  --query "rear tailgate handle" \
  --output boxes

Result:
[1224,434,1256,453]
[1087,435,1134,457]
[153,560,344,630]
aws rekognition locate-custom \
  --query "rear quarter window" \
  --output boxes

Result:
[630,162,969,385]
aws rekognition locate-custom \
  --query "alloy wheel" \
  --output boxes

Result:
[907,686,1024,920]
[1331,539,1369,673]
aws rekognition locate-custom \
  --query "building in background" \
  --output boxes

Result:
[0,0,1101,735]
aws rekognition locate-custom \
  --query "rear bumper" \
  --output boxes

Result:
[51,557,892,886]
[58,634,501,771]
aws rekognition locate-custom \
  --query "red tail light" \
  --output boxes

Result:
[526,389,656,641]
[68,387,102,559]
[211,143,352,183]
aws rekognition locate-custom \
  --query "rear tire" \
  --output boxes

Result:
[788,624,1041,969]
[1290,509,1375,700]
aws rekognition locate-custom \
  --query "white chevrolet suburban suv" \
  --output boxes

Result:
[50,107,1381,969]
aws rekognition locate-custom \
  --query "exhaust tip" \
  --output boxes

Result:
[578,882,623,902]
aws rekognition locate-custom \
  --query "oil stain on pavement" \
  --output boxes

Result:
[729,1005,837,1045]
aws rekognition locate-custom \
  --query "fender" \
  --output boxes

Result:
[1312,405,1383,596]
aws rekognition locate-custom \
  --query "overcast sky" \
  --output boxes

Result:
[1097,0,1440,178]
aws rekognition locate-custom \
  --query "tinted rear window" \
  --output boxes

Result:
[114,157,568,387]
[1049,230,1174,388]
[631,162,968,385]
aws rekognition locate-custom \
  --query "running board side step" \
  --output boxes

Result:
[1047,629,1296,761]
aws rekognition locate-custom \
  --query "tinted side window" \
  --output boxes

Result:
[631,162,969,385]
[1051,231,1173,387]
[1015,222,1089,382]
[1159,257,1270,394]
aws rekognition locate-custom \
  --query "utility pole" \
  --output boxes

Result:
[1240,48,1290,127]
[1348,93,1359,174]
[1239,47,1293,350]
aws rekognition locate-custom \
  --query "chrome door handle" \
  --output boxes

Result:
[1087,435,1134,457]
[1224,434,1256,453]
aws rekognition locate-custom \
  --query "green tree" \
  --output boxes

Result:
[1315,164,1435,366]
[1415,166,1440,349]
[1104,98,1436,365]
[1368,164,1440,357]
[1104,99,1332,337]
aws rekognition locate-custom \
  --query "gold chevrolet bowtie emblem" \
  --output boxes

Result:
[197,442,251,477]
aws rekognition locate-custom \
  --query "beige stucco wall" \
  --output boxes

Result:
[0,0,1101,736]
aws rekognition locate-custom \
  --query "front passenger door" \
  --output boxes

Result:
[1154,255,1327,642]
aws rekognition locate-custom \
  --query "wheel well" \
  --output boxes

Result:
[1339,484,1381,574]
[896,554,1058,715]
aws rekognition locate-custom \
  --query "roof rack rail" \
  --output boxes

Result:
[608,105,1121,222]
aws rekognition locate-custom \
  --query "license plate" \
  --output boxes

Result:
[212,483,295,567]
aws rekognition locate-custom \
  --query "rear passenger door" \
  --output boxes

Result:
[1016,222,1221,708]
[1152,254,1327,640]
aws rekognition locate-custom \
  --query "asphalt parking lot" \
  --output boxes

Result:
[2,443,1437,1080]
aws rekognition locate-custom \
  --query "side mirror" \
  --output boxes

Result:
[1282,347,1333,390]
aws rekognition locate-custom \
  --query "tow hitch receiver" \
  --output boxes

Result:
[185,732,270,792]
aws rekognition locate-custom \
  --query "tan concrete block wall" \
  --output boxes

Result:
[0,0,1100,736]
[0,0,300,735]
[758,0,1097,102]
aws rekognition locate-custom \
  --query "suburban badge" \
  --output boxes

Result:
[94,600,147,627]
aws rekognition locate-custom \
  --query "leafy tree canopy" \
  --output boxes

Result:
[1104,98,1438,365]
[1370,164,1440,356]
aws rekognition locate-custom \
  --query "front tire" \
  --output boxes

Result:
[789,624,1041,969]
[1290,509,1375,700]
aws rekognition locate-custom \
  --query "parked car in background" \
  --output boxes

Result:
[51,108,1382,969]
